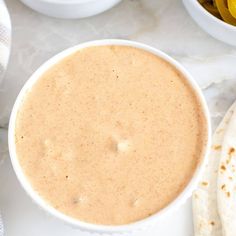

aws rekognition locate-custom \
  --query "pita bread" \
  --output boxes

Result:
[193,103,236,236]
[217,104,236,236]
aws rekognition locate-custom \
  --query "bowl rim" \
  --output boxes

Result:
[26,0,117,5]
[188,0,236,30]
[8,39,211,233]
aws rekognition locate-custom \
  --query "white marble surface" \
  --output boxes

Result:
[1,0,236,235]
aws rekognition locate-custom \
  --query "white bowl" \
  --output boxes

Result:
[19,0,122,19]
[8,39,211,234]
[183,0,236,47]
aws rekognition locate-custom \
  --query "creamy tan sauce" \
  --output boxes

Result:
[15,46,207,225]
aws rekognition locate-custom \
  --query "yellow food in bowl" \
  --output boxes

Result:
[198,0,236,26]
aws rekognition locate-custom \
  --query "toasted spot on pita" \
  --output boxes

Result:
[201,181,209,186]
[221,165,226,171]
[228,147,235,155]
[213,145,222,150]
[210,221,215,226]
[232,166,236,172]
[221,184,226,190]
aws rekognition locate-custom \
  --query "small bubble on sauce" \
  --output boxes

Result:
[108,136,130,153]
[44,139,50,145]
[117,140,130,153]
[72,195,88,205]
[130,198,140,207]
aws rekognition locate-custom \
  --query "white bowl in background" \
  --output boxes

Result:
[183,0,236,47]
[19,0,122,19]
[8,39,211,234]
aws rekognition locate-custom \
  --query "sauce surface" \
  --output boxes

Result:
[15,45,207,225]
